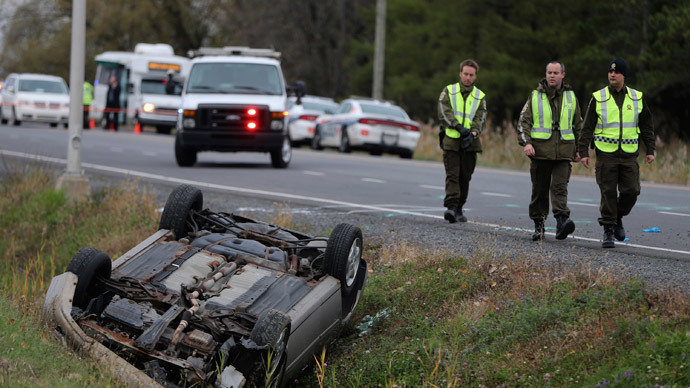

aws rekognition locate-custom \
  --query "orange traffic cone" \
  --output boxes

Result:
[134,121,142,134]
[109,123,114,132]
[89,118,95,129]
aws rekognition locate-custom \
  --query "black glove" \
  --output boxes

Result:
[460,133,474,150]
[455,124,471,139]
[438,127,445,149]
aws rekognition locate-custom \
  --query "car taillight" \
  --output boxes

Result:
[405,125,419,131]
[299,114,318,121]
[358,118,418,131]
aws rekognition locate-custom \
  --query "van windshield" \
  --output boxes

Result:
[186,63,282,95]
[18,79,68,94]
[142,79,182,96]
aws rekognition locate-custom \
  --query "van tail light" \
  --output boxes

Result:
[358,118,418,131]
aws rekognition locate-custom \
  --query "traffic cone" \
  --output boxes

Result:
[89,118,95,129]
[109,123,114,131]
[134,121,142,134]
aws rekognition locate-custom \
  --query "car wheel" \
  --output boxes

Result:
[65,247,112,310]
[325,223,362,295]
[338,126,351,153]
[174,134,197,167]
[159,184,203,239]
[311,126,323,150]
[63,123,68,129]
[271,136,292,168]
[11,108,21,126]
[50,123,58,128]
[156,125,172,134]
[399,150,413,159]
[247,309,290,388]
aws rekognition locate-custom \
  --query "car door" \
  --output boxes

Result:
[1,76,17,119]
[319,102,351,147]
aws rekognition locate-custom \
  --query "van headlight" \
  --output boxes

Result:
[142,103,155,113]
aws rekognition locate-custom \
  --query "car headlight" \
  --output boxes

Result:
[142,103,155,113]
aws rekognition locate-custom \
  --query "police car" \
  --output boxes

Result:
[311,97,420,158]
[287,95,338,146]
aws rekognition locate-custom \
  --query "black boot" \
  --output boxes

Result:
[602,225,615,248]
[444,207,458,223]
[613,217,626,241]
[532,220,545,241]
[555,215,575,240]
[456,207,468,222]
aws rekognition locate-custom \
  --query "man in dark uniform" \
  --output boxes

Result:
[438,59,487,223]
[578,58,655,248]
[105,75,121,131]
[517,61,582,241]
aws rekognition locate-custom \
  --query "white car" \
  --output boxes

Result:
[0,73,70,127]
[287,95,338,146]
[311,97,420,158]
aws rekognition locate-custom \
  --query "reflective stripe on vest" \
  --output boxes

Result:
[593,86,642,153]
[530,90,576,140]
[445,84,485,138]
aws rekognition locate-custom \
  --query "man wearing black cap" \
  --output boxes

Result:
[578,58,655,248]
[438,59,487,223]
[517,61,583,241]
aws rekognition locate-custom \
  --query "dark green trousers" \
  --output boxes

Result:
[595,155,640,225]
[529,159,572,221]
[443,150,477,209]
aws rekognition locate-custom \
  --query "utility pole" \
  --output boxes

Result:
[56,0,90,201]
[372,0,386,100]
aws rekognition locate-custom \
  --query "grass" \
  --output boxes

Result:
[2,166,690,387]
[413,122,690,185]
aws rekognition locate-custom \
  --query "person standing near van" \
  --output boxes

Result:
[105,76,121,131]
[517,61,582,241]
[83,81,93,129]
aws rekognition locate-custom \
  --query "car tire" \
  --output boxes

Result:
[399,150,413,159]
[156,125,172,134]
[66,247,112,310]
[50,123,58,128]
[271,136,291,168]
[159,184,203,239]
[246,309,290,388]
[311,126,323,150]
[174,134,197,167]
[338,126,351,153]
[325,223,362,295]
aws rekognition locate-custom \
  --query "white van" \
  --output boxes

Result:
[175,47,292,168]
[92,43,190,133]
[0,73,70,127]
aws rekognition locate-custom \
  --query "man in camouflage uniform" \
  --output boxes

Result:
[517,61,582,241]
[438,59,487,223]
[578,58,655,248]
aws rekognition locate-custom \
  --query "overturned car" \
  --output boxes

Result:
[42,184,367,388]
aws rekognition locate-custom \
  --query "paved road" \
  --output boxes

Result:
[1,124,689,260]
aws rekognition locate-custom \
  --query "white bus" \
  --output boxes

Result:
[91,43,190,133]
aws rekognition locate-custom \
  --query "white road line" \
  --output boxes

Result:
[420,184,444,190]
[482,192,512,198]
[659,211,690,217]
[3,149,689,257]
[302,170,324,176]
[361,178,385,183]
[569,201,599,207]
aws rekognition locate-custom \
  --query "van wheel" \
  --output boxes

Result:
[11,108,21,126]
[66,247,112,310]
[175,134,197,167]
[156,125,172,134]
[159,184,203,239]
[271,136,291,168]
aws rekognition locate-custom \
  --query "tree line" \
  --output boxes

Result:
[1,0,687,140]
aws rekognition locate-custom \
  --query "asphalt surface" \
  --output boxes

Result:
[1,124,689,292]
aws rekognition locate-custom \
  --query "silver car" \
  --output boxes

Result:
[43,184,367,388]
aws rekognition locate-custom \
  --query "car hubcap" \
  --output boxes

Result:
[345,238,361,287]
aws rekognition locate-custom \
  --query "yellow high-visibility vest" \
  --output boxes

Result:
[530,90,575,141]
[444,84,485,138]
[592,86,642,153]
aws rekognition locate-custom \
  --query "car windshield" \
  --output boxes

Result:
[303,101,337,113]
[142,79,182,96]
[18,79,68,94]
[359,103,408,119]
[186,63,282,95]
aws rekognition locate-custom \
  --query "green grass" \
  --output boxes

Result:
[2,167,690,388]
